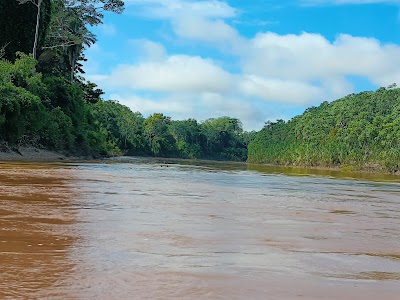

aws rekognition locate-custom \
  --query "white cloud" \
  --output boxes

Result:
[122,2,400,89]
[199,93,267,128]
[128,39,166,61]
[86,1,400,130]
[91,31,400,131]
[110,92,269,131]
[111,93,192,115]
[239,76,324,104]
[97,55,234,93]
[125,0,242,48]
[242,32,400,86]
[172,16,241,45]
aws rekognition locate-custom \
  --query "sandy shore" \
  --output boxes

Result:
[0,146,77,162]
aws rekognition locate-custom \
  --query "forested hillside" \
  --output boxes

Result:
[0,53,251,160]
[1,1,399,170]
[248,86,400,173]
[0,0,252,161]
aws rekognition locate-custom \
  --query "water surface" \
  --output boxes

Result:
[1,158,400,299]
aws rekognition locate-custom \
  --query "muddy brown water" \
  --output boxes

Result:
[1,157,400,299]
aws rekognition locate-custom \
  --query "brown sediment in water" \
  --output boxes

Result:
[0,164,78,299]
[1,160,400,299]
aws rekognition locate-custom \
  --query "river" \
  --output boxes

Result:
[1,158,400,299]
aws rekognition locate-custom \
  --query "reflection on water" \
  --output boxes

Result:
[1,158,400,299]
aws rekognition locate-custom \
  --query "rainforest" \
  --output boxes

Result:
[0,0,399,173]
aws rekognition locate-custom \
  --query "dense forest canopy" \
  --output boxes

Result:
[248,86,400,173]
[0,0,251,161]
[0,0,399,171]
[0,51,250,160]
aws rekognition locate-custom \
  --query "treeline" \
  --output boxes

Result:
[2,1,400,169]
[0,0,254,161]
[93,100,254,161]
[0,53,254,160]
[248,86,400,173]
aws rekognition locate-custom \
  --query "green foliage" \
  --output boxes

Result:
[144,113,177,156]
[168,119,202,159]
[0,52,39,85]
[0,54,47,144]
[40,76,95,154]
[81,81,104,104]
[248,87,400,173]
[200,117,247,161]
[0,82,47,144]
[39,0,124,81]
[0,55,107,155]
[41,107,74,150]
[5,37,399,172]
[0,2,251,162]
[93,100,146,155]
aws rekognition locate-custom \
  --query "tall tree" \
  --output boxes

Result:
[144,113,176,156]
[0,0,51,61]
[17,0,43,59]
[42,0,124,81]
[169,119,202,158]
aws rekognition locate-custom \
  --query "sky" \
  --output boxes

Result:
[85,0,400,131]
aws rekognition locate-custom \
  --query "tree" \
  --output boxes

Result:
[0,0,51,61]
[41,0,124,81]
[17,0,43,59]
[248,87,400,172]
[169,119,202,158]
[93,100,146,154]
[199,117,247,161]
[144,113,176,156]
[0,53,48,144]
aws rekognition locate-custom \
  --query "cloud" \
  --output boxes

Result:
[83,44,118,74]
[128,39,166,61]
[242,32,400,87]
[172,16,242,45]
[198,93,268,128]
[111,93,192,115]
[95,54,234,93]
[124,0,242,48]
[86,1,400,130]
[239,76,325,104]
[110,92,269,131]
[90,31,400,131]
[122,2,400,90]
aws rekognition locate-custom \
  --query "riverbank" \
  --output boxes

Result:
[248,162,400,177]
[0,146,78,162]
[1,149,399,176]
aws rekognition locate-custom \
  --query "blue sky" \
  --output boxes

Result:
[85,0,400,130]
